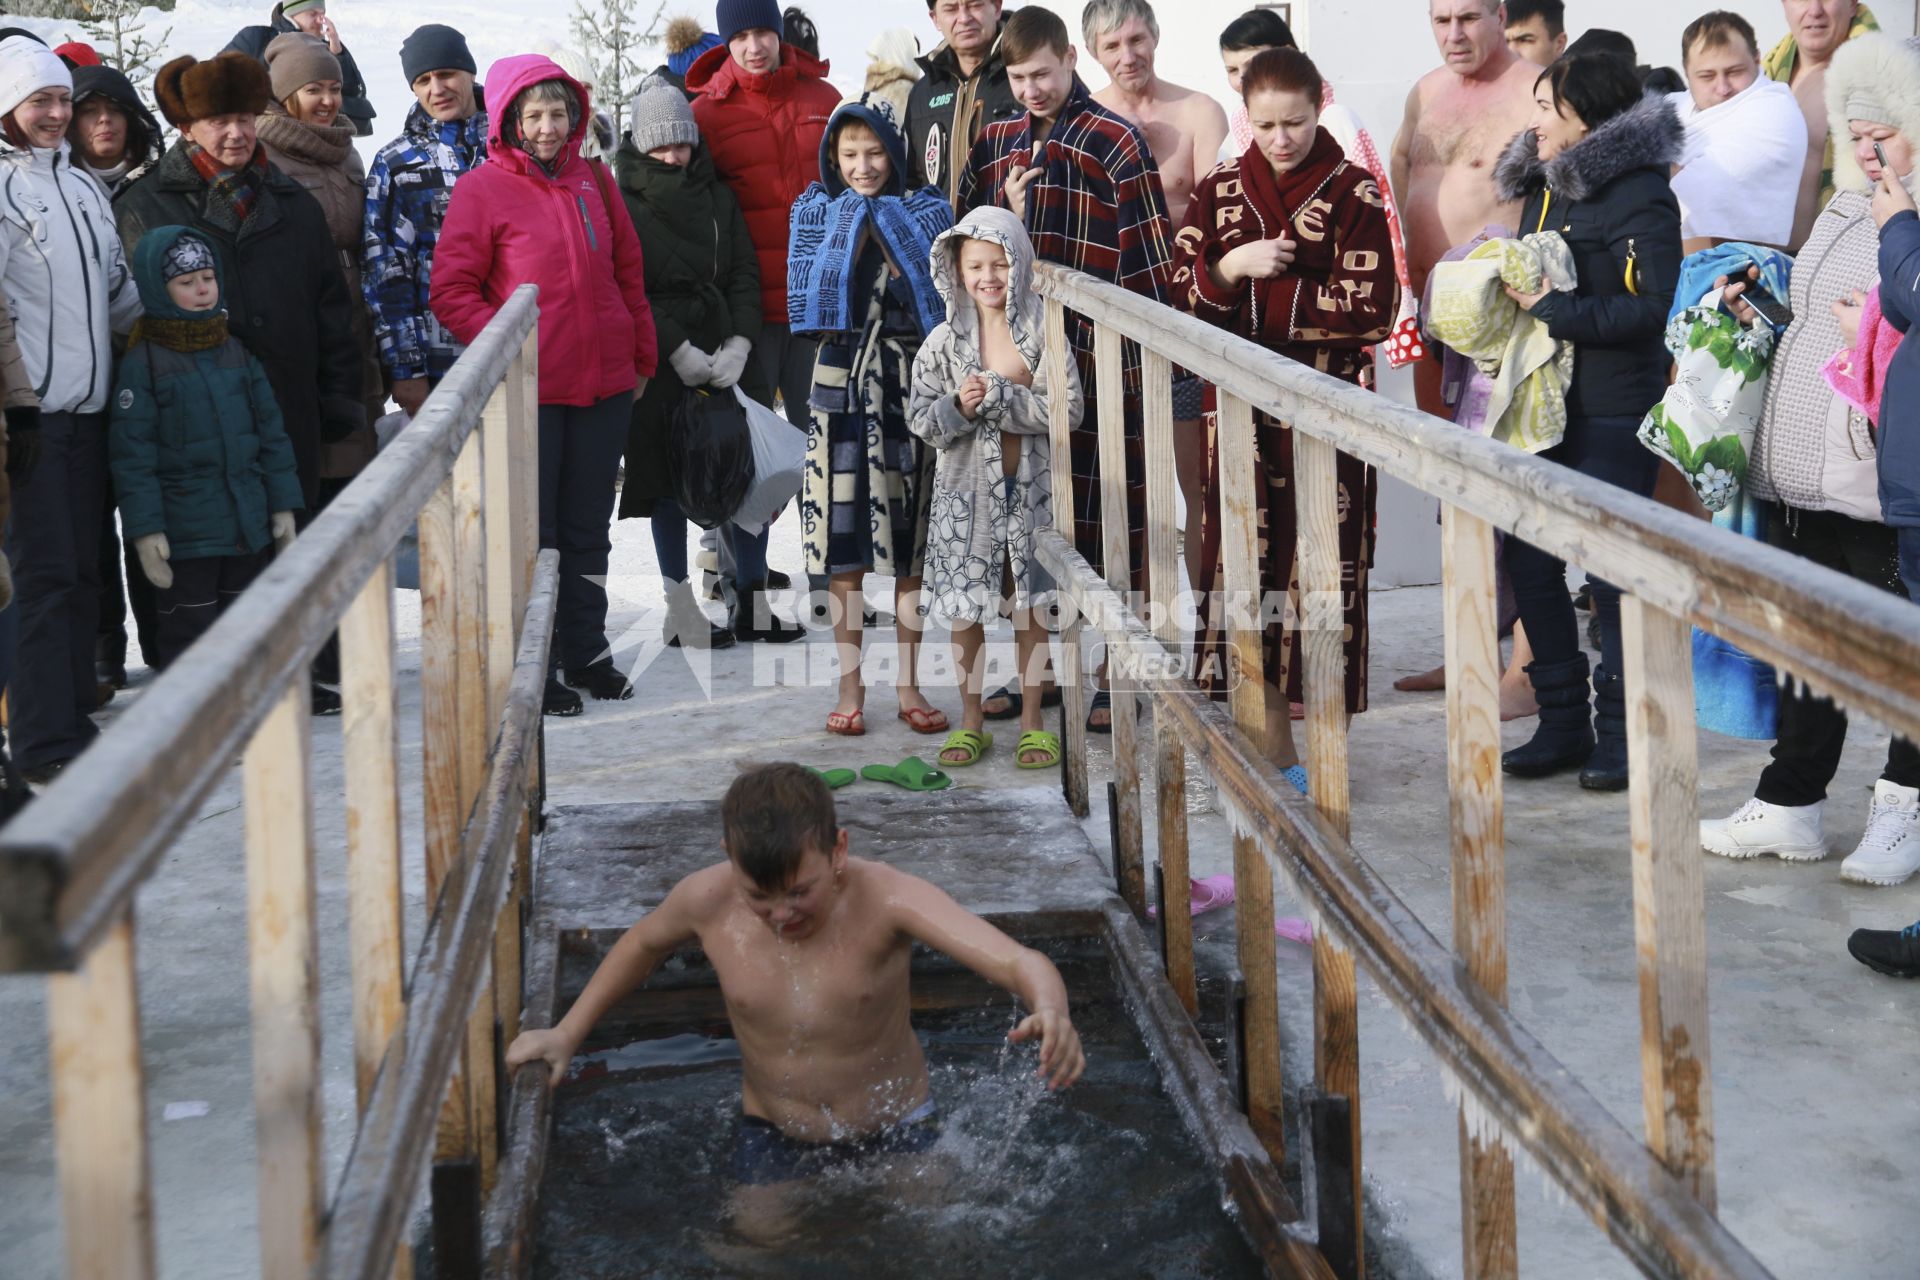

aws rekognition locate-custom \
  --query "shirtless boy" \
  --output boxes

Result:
[506,763,1085,1197]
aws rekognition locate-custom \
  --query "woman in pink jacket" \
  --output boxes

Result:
[433,53,658,715]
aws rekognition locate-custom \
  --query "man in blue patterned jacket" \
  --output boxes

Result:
[362,24,488,418]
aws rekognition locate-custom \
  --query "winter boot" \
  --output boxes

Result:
[1501,654,1595,778]
[544,673,583,717]
[1700,797,1826,861]
[1847,920,1920,978]
[726,580,805,644]
[1578,665,1629,792]
[1839,780,1920,886]
[664,579,735,650]
[564,658,634,701]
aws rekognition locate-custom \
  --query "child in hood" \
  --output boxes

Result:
[909,206,1083,769]
[110,226,303,667]
[788,96,953,738]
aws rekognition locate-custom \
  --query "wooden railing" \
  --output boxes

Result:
[0,285,555,1280]
[1031,263,1920,1280]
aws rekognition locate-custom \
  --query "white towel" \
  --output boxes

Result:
[1668,80,1808,247]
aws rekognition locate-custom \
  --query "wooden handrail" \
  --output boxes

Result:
[0,286,542,974]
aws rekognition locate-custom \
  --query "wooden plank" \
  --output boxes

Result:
[1622,596,1717,1209]
[1441,506,1517,1279]
[1044,298,1089,816]
[341,558,405,1110]
[245,683,324,1280]
[1027,533,1773,1279]
[1094,322,1145,916]
[46,913,155,1280]
[482,924,561,1280]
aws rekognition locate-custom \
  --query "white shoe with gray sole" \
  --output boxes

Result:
[1840,780,1920,887]
[1700,797,1827,861]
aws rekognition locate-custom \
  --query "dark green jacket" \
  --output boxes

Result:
[612,140,767,517]
[110,226,305,560]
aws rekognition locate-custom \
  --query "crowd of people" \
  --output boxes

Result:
[0,0,1915,973]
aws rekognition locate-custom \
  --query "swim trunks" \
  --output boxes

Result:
[1171,373,1204,420]
[727,1098,941,1186]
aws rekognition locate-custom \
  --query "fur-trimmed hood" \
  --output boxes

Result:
[1495,92,1684,204]
[1825,33,1920,194]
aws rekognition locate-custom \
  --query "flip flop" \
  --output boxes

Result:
[826,708,866,736]
[859,756,954,791]
[1281,765,1308,795]
[1014,729,1062,770]
[933,729,992,767]
[809,767,857,790]
[1086,688,1112,735]
[898,705,950,734]
[1148,874,1238,920]
[983,682,1064,721]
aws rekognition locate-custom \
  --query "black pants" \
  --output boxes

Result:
[538,393,631,670]
[1756,506,1920,806]
[8,411,107,771]
[1504,413,1661,684]
[96,482,158,669]
[152,548,272,668]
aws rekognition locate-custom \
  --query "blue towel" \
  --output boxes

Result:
[1671,242,1795,327]
[788,183,951,339]
[1693,492,1778,740]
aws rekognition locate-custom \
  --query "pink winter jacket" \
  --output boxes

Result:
[431,55,658,406]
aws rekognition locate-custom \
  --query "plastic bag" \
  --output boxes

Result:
[1638,302,1774,511]
[730,387,805,536]
[1691,493,1777,739]
[667,387,754,529]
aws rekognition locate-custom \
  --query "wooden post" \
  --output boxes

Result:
[1046,299,1089,816]
[1441,506,1518,1279]
[1142,348,1196,1014]
[245,683,324,1280]
[1215,390,1283,1164]
[1296,431,1363,1273]
[341,558,406,1111]
[46,913,156,1280]
[1622,595,1717,1208]
[483,374,524,1050]
[1094,323,1146,915]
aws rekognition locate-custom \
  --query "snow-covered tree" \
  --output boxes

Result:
[568,0,667,109]
[73,0,173,83]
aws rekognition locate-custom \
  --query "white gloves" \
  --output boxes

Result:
[709,336,752,389]
[271,510,297,551]
[668,341,713,386]
[135,532,172,590]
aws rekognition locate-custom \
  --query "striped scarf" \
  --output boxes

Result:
[185,141,269,228]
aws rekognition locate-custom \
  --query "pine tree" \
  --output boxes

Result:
[72,0,173,83]
[568,0,667,108]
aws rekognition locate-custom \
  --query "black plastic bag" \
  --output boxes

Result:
[667,386,755,529]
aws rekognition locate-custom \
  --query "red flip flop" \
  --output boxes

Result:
[826,709,866,736]
[897,705,949,734]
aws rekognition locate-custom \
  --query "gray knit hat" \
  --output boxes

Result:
[628,72,698,153]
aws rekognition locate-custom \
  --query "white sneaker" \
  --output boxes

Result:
[1700,797,1827,861]
[1840,780,1920,886]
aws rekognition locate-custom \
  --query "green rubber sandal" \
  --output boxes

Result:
[933,729,993,767]
[810,767,857,790]
[1014,729,1062,770]
[859,756,955,791]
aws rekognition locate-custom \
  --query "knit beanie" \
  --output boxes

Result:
[628,72,698,151]
[162,232,218,282]
[0,34,73,123]
[664,16,722,76]
[400,24,477,85]
[264,33,341,102]
[281,0,327,18]
[716,0,782,45]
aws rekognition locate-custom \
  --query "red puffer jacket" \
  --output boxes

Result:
[687,42,841,325]
[431,54,657,406]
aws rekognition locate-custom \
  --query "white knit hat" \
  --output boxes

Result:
[0,35,73,125]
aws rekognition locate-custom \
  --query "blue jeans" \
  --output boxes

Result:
[651,497,689,583]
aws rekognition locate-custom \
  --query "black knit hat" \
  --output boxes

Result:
[401,24,477,86]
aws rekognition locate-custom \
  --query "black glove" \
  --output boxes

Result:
[5,405,40,483]
[319,395,366,444]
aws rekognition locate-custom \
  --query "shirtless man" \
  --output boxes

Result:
[507,763,1084,1223]
[1767,0,1874,250]
[1390,0,1538,710]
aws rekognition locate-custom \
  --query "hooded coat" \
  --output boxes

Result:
[257,102,383,476]
[686,41,841,325]
[909,207,1082,623]
[361,93,489,385]
[611,138,766,518]
[224,3,375,137]
[1494,92,1684,423]
[68,65,163,196]
[117,138,362,509]
[109,226,304,560]
[431,56,658,407]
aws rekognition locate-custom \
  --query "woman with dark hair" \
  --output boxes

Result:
[67,65,162,196]
[1174,47,1396,789]
[432,53,658,716]
[1490,52,1683,790]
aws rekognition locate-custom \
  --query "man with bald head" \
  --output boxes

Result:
[1765,0,1879,248]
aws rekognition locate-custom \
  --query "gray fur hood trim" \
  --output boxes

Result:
[1495,93,1684,204]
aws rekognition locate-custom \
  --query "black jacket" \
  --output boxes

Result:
[1495,93,1684,423]
[225,3,375,137]
[69,65,164,185]
[904,20,1022,204]
[116,142,366,508]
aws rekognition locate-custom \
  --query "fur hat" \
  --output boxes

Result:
[264,32,341,103]
[155,53,273,128]
[1826,34,1920,193]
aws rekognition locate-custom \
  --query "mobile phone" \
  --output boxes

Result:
[1874,140,1891,175]
[1739,279,1794,327]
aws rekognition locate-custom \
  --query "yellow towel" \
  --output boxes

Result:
[1426,232,1577,453]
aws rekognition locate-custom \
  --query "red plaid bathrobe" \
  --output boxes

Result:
[960,79,1175,588]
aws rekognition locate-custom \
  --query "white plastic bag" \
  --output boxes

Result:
[729,386,805,536]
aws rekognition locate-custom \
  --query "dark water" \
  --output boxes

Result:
[535,963,1264,1278]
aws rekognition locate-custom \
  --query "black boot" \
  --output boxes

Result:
[565,658,634,701]
[726,580,805,644]
[544,673,583,717]
[1579,666,1629,791]
[1501,654,1594,778]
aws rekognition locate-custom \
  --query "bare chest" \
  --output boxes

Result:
[1411,91,1526,171]
[979,323,1031,384]
[706,916,908,1041]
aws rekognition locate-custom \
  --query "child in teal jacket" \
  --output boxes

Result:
[110,226,304,666]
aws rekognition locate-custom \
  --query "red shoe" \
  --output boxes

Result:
[826,709,866,736]
[897,705,949,734]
